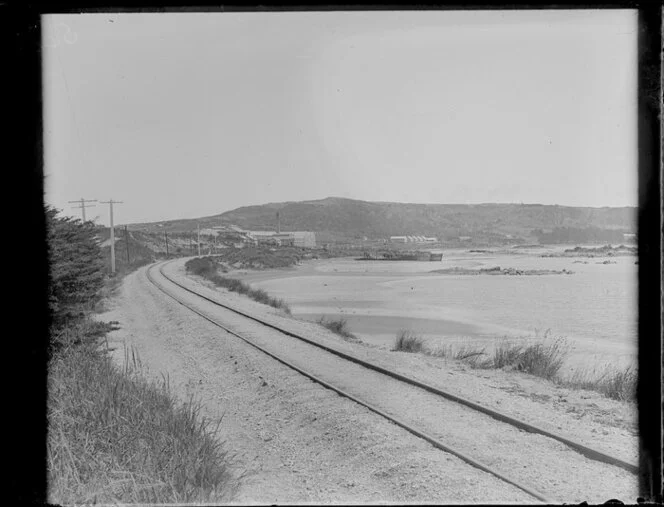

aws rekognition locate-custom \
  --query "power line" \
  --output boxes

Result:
[68,198,97,222]
[100,199,123,274]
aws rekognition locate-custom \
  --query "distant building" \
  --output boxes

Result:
[244,230,316,248]
[390,235,437,244]
[291,231,316,248]
[623,233,636,243]
[255,235,279,246]
[273,233,295,247]
[247,230,275,238]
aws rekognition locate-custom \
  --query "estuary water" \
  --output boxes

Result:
[234,246,637,371]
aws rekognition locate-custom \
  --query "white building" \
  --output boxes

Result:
[390,235,437,244]
[291,231,316,248]
[245,230,316,248]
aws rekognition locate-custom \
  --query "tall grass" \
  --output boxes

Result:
[396,332,634,402]
[185,257,291,313]
[431,338,568,379]
[317,317,359,342]
[48,343,237,504]
[490,340,569,379]
[392,330,426,353]
[560,365,637,402]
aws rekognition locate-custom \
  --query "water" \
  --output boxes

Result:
[235,247,637,370]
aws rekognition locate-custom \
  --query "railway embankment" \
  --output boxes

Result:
[168,258,637,460]
[129,257,639,503]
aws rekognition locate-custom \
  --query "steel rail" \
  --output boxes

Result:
[156,260,639,476]
[146,262,554,503]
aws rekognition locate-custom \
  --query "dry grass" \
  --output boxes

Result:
[430,338,569,379]
[435,339,569,380]
[560,364,637,401]
[317,317,360,342]
[489,339,569,379]
[431,343,489,367]
[406,333,635,402]
[392,330,426,353]
[48,343,238,504]
[185,257,291,313]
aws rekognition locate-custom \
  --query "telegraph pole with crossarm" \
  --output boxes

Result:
[100,199,123,274]
[68,198,97,222]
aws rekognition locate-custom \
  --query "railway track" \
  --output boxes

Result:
[146,260,638,504]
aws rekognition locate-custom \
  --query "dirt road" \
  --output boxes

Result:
[100,261,638,504]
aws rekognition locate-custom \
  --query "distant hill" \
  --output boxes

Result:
[128,197,636,245]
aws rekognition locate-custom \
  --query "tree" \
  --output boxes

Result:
[46,205,106,326]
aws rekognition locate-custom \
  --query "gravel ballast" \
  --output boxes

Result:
[99,260,639,504]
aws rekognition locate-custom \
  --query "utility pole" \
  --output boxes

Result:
[68,198,97,222]
[100,199,123,274]
[125,225,130,264]
[164,232,169,257]
[197,224,201,256]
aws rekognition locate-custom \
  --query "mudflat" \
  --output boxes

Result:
[233,246,637,372]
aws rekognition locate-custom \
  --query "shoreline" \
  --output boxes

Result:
[229,251,637,372]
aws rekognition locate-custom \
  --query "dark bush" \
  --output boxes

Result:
[185,257,219,277]
[47,206,107,329]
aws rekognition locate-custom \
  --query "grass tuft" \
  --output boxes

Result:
[489,339,569,379]
[317,317,359,342]
[432,343,489,367]
[392,330,426,353]
[561,365,637,401]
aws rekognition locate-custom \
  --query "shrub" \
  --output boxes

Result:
[392,330,425,353]
[47,206,107,329]
[185,257,219,277]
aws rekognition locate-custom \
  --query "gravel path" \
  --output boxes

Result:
[100,261,639,504]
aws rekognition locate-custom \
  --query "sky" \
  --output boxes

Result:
[43,10,638,226]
